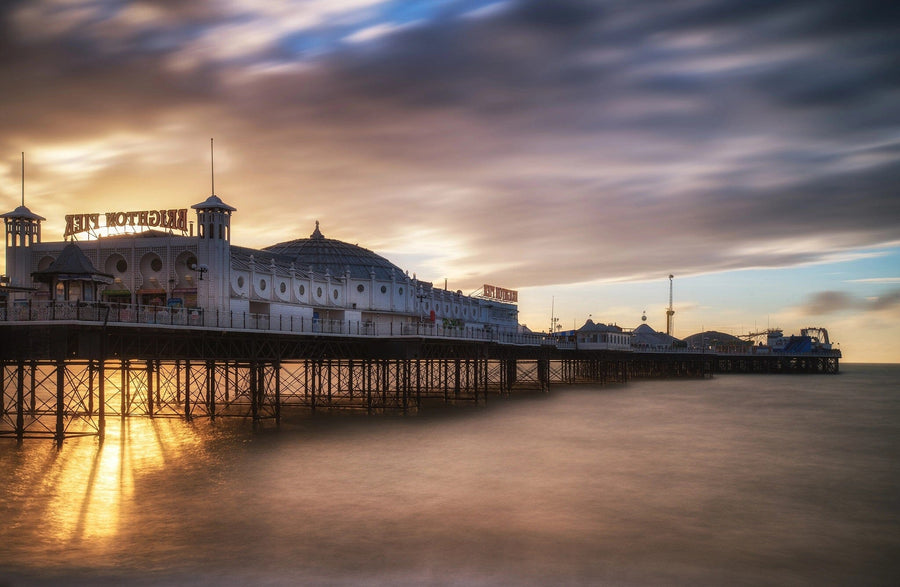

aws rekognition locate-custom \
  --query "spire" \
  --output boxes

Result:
[310,220,324,239]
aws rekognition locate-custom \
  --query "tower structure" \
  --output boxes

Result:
[666,274,675,336]
[2,205,44,297]
[2,154,44,301]
[192,194,235,311]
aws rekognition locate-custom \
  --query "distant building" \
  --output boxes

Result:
[2,195,519,334]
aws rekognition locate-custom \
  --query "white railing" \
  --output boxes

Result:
[0,301,543,345]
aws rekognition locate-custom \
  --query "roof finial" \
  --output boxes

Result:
[311,220,323,239]
[21,152,25,207]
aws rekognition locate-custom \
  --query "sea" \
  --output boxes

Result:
[1,364,898,586]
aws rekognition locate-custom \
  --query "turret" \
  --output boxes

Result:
[191,194,235,311]
[2,204,45,299]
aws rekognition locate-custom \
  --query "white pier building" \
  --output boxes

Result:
[2,194,519,336]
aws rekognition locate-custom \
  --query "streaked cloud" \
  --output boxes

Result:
[802,290,900,315]
[847,278,900,284]
[1,0,899,296]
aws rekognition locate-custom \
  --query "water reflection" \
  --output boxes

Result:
[1,367,898,586]
[2,417,211,561]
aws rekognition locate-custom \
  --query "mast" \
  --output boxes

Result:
[210,138,215,196]
[666,274,675,336]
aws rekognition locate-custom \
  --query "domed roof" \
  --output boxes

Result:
[263,222,406,281]
[192,194,236,211]
[1,205,45,221]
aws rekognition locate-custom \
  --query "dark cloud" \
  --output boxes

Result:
[803,290,900,315]
[1,0,899,290]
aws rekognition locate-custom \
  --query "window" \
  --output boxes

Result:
[317,287,323,298]
[280,282,287,294]
[150,258,162,272]
[380,285,387,294]
[357,284,365,293]
[259,279,267,291]
[237,276,245,288]
[333,289,339,300]
[116,259,127,273]
[398,287,403,295]
[298,285,305,295]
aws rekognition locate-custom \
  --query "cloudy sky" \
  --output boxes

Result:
[1,0,899,361]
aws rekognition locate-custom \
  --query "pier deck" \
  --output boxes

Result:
[0,317,840,444]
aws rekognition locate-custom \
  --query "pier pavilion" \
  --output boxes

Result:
[1,195,519,336]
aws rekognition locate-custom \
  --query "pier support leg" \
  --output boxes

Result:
[184,359,192,421]
[146,360,154,417]
[207,361,216,422]
[274,361,281,425]
[16,360,25,443]
[98,360,105,443]
[55,360,65,448]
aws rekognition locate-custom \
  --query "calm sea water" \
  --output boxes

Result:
[1,364,898,586]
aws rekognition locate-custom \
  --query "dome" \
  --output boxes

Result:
[263,222,406,281]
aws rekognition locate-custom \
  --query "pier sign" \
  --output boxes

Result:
[64,209,189,238]
[483,284,518,303]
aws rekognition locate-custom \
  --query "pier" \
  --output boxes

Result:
[0,305,839,445]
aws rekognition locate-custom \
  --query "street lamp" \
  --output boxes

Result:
[189,263,209,281]
[416,286,427,333]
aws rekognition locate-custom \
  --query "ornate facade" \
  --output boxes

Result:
[2,195,519,334]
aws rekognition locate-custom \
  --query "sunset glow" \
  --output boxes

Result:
[2,0,898,361]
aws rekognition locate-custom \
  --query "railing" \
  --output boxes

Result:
[0,301,542,345]
[0,301,841,356]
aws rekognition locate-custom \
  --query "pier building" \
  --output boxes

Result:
[2,196,518,336]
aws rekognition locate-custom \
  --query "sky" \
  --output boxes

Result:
[1,0,899,362]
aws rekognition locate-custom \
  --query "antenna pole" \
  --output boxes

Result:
[210,138,215,196]
[666,274,675,336]
[21,152,25,206]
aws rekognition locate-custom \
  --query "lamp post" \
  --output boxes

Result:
[189,263,209,322]
[416,286,427,334]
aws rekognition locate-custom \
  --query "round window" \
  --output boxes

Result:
[298,285,305,295]
[237,276,245,288]
[317,287,323,298]
[150,258,162,272]
[185,255,197,269]
[259,279,267,291]
[333,289,339,300]
[398,287,403,295]
[357,284,365,293]
[380,285,387,294]
[280,282,287,294]
[116,259,127,273]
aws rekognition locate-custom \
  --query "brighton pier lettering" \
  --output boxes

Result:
[64,209,188,238]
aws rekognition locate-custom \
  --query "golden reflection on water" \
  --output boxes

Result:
[5,417,206,551]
